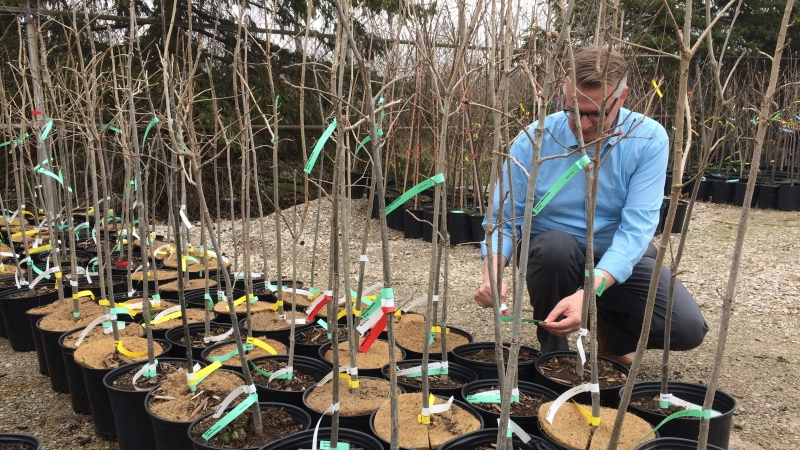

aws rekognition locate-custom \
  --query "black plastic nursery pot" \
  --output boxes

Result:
[422,209,441,243]
[317,339,407,378]
[387,201,407,232]
[104,357,200,450]
[145,368,245,450]
[0,433,41,449]
[250,355,332,409]
[439,428,557,450]
[166,322,233,361]
[534,351,629,408]
[710,180,736,204]
[59,328,92,414]
[657,199,688,235]
[37,316,71,393]
[451,342,540,382]
[292,324,341,359]
[0,286,59,352]
[26,308,50,375]
[461,379,559,435]
[259,427,385,450]
[634,437,725,450]
[776,185,800,211]
[470,213,485,247]
[187,402,312,450]
[447,210,473,245]
[369,397,485,450]
[757,184,779,209]
[382,359,479,401]
[403,208,424,239]
[733,181,758,207]
[624,381,737,450]
[82,339,172,441]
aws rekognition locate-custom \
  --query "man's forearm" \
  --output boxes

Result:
[483,254,509,282]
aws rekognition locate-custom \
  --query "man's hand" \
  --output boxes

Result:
[473,280,509,315]
[539,289,584,336]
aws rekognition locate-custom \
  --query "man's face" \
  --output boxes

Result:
[563,80,628,144]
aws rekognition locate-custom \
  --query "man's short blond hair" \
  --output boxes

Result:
[572,46,628,95]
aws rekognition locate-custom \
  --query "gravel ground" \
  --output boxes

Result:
[0,198,798,449]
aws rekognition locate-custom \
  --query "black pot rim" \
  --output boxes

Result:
[451,341,540,365]
[382,359,479,389]
[623,381,737,416]
[258,427,384,450]
[103,357,205,394]
[534,350,630,391]
[302,375,404,417]
[144,368,246,425]
[248,354,333,391]
[461,379,560,415]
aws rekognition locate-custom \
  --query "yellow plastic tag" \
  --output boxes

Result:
[74,290,96,300]
[226,294,256,311]
[417,394,435,424]
[115,340,147,357]
[246,337,278,355]
[11,229,38,238]
[430,326,450,334]
[188,361,222,386]
[98,299,110,307]
[152,311,182,324]
[270,300,283,311]
[28,244,52,254]
[652,79,663,98]
[574,401,601,426]
[55,271,62,279]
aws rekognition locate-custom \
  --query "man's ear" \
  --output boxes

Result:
[618,86,629,107]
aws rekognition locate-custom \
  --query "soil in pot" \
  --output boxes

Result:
[189,404,309,449]
[74,335,166,369]
[535,353,628,406]
[129,269,178,284]
[305,377,394,417]
[297,324,349,344]
[372,392,482,450]
[321,339,403,371]
[147,368,245,423]
[159,278,219,293]
[203,339,287,368]
[167,323,234,357]
[538,401,655,450]
[467,384,551,416]
[386,360,479,401]
[393,313,471,356]
[276,289,312,308]
[148,308,207,332]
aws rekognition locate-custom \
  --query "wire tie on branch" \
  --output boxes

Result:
[201,384,259,441]
[385,173,445,216]
[418,394,454,425]
[304,119,337,174]
[533,155,591,215]
[312,402,341,450]
[131,359,159,391]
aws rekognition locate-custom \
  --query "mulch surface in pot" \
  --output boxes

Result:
[250,359,317,391]
[190,406,306,449]
[129,270,178,283]
[150,309,207,330]
[306,378,393,415]
[373,392,481,449]
[296,326,348,344]
[35,298,104,331]
[62,323,143,350]
[111,361,190,391]
[278,290,311,308]
[393,314,469,353]
[206,339,287,367]
[539,356,626,388]
[538,401,654,450]
[213,300,272,315]
[468,385,548,415]
[119,299,177,314]
[159,278,218,291]
[148,369,243,422]
[249,310,308,331]
[466,348,536,363]
[323,340,402,370]
[629,394,687,415]
[74,336,165,369]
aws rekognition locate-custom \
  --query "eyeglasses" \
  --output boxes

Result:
[563,98,619,123]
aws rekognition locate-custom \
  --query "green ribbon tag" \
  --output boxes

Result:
[317,319,329,330]
[204,293,214,308]
[73,311,81,319]
[304,119,337,174]
[359,295,383,321]
[533,154,591,214]
[385,174,445,216]
[309,287,321,295]
[0,133,29,151]
[142,116,159,151]
[465,392,519,404]
[208,344,254,363]
[500,316,541,323]
[109,307,133,317]
[248,359,273,378]
[201,393,258,441]
[376,97,385,137]
[321,441,350,450]
[145,359,158,378]
[40,119,54,141]
[354,136,371,156]
[638,409,711,442]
